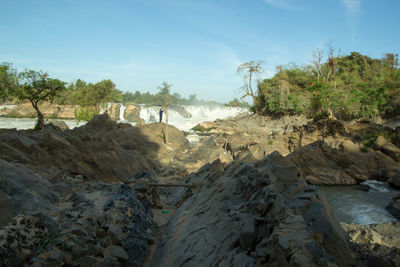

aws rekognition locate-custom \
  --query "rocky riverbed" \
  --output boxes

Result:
[1,113,400,266]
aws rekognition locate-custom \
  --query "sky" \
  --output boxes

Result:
[1,0,399,103]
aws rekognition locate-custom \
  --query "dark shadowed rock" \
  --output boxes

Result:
[149,152,353,266]
[386,193,400,219]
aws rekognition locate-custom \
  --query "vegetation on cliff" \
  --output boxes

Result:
[252,51,400,120]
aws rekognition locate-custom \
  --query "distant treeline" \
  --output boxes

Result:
[0,65,247,108]
[254,51,400,119]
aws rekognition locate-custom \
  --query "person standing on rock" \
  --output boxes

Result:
[159,107,164,122]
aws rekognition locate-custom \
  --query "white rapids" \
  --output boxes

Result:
[0,104,249,132]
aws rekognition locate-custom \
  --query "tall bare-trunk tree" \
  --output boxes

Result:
[237,60,265,113]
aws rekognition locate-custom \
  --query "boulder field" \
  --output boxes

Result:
[0,113,400,266]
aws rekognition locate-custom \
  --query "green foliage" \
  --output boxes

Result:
[255,51,400,120]
[351,84,391,118]
[226,98,250,108]
[268,139,273,145]
[16,70,66,129]
[0,62,18,101]
[74,106,98,122]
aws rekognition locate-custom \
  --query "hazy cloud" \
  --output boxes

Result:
[340,0,361,45]
[263,0,304,11]
[341,0,361,13]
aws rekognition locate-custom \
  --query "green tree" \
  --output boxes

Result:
[16,70,65,129]
[157,81,172,106]
[237,60,265,113]
[0,62,18,102]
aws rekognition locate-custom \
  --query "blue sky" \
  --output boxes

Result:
[1,0,399,103]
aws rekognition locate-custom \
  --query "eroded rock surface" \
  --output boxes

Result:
[150,153,353,266]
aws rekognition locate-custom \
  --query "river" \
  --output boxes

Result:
[322,180,399,224]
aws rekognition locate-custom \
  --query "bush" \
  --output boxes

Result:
[74,107,98,122]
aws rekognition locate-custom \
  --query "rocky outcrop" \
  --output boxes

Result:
[150,152,354,266]
[46,119,70,131]
[170,105,191,118]
[190,115,400,187]
[123,104,141,122]
[0,177,155,266]
[288,141,400,185]
[341,222,400,265]
[107,103,121,121]
[386,193,400,219]
[1,102,78,119]
[0,114,191,182]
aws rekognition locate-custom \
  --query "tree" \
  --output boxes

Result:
[0,62,18,101]
[16,70,65,129]
[237,60,265,113]
[157,81,172,106]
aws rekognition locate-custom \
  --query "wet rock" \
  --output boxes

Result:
[386,193,400,219]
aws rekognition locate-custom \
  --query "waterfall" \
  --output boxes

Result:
[119,104,127,121]
[0,104,249,131]
[138,105,248,131]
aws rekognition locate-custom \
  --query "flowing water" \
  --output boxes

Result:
[0,104,248,132]
[136,105,247,132]
[322,180,399,224]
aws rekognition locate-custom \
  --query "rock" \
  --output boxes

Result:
[108,224,124,245]
[170,105,191,118]
[378,143,400,162]
[104,245,128,261]
[388,170,400,189]
[288,141,400,185]
[149,152,353,266]
[0,215,49,265]
[341,222,400,265]
[355,184,370,192]
[107,103,121,121]
[0,191,14,227]
[386,193,400,219]
[46,119,70,131]
[3,101,77,119]
[48,248,62,261]
[123,104,141,122]
[375,135,388,146]
[239,215,256,249]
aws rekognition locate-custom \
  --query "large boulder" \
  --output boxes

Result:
[108,103,121,121]
[3,102,77,119]
[288,141,400,185]
[170,105,191,118]
[150,152,353,266]
[0,114,174,182]
[341,222,400,265]
[123,104,141,122]
[386,193,400,219]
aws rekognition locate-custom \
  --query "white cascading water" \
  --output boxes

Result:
[119,105,127,121]
[0,104,249,131]
[137,105,248,132]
